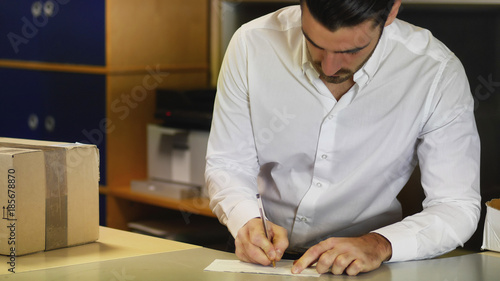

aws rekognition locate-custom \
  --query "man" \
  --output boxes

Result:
[205,0,481,276]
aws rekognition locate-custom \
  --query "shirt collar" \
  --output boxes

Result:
[354,24,390,87]
[301,37,312,74]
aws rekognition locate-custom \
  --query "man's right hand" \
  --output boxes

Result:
[235,218,289,266]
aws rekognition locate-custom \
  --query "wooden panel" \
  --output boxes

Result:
[107,0,209,67]
[105,0,212,229]
[210,0,222,87]
[106,72,209,188]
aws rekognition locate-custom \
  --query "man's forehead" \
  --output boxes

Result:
[301,19,381,53]
[303,6,382,41]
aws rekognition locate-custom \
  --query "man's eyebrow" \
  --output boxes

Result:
[302,30,325,50]
[302,28,371,54]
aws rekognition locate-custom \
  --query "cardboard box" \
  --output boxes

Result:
[481,198,500,252]
[0,138,99,256]
[0,148,46,256]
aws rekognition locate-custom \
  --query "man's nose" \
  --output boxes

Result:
[321,52,343,76]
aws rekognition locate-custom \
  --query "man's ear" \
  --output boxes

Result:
[385,0,402,27]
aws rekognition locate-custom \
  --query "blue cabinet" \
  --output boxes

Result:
[0,1,42,60]
[0,68,107,184]
[0,0,105,65]
[0,0,106,185]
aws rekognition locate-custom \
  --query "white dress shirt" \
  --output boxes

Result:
[205,6,481,262]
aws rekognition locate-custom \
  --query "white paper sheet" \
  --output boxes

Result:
[204,259,321,277]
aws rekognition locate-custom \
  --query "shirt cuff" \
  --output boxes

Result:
[226,199,261,238]
[372,223,418,262]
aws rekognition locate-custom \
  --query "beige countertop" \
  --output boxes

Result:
[1,227,499,280]
[0,226,199,274]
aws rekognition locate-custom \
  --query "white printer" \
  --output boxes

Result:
[132,89,215,199]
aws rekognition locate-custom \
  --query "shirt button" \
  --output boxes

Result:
[321,154,328,159]
[316,182,322,188]
[299,217,308,222]
[328,115,334,120]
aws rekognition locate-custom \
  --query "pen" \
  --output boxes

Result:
[256,193,276,268]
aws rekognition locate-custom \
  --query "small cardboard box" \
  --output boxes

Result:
[0,148,46,256]
[0,138,99,256]
[481,199,500,252]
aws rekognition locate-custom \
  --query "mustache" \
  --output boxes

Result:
[312,62,352,76]
[332,69,352,76]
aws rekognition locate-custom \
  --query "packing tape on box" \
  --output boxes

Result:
[44,148,68,250]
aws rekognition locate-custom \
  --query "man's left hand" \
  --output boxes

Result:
[291,233,392,276]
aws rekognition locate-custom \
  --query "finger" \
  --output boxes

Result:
[235,220,274,265]
[331,253,355,275]
[292,254,319,274]
[292,242,329,274]
[236,234,273,265]
[235,241,261,265]
[245,242,274,265]
[345,259,364,276]
[248,221,278,261]
[315,250,337,274]
[234,235,253,263]
[235,246,251,263]
[270,225,289,261]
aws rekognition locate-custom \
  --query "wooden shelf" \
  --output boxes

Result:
[108,187,216,218]
[0,59,208,75]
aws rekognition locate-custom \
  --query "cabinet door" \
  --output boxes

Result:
[0,0,105,65]
[0,68,107,184]
[0,1,42,61]
[39,0,105,65]
[0,68,45,139]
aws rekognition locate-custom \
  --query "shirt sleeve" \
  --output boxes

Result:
[205,28,262,238]
[373,56,481,262]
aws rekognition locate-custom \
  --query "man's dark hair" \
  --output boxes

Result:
[300,0,396,31]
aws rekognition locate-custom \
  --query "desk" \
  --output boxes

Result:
[1,227,500,280]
